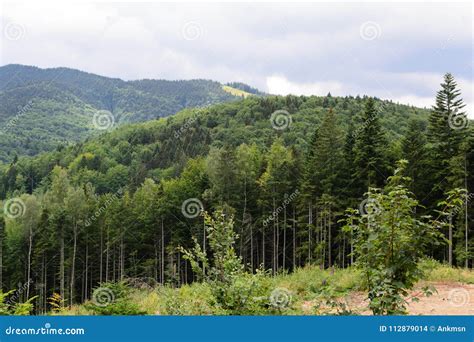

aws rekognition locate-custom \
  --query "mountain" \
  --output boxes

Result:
[0,94,433,196]
[0,64,256,162]
[1,91,473,310]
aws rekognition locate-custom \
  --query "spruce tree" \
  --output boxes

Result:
[428,73,468,193]
[401,119,430,204]
[428,73,469,265]
[353,98,388,194]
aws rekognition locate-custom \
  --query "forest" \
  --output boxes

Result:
[0,64,242,162]
[0,72,472,315]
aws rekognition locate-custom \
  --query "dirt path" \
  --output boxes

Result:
[345,282,474,315]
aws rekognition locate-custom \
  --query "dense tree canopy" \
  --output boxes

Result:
[0,73,472,313]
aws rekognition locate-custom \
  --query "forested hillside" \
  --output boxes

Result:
[0,73,472,314]
[0,64,245,161]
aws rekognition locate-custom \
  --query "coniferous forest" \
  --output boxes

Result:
[0,68,472,315]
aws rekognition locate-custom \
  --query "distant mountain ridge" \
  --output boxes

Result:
[0,64,261,161]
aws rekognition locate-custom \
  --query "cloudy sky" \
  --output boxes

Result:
[0,1,472,117]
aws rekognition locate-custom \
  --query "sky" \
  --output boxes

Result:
[0,1,472,117]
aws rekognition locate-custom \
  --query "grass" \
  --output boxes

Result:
[222,85,253,98]
[419,258,474,284]
[59,259,472,315]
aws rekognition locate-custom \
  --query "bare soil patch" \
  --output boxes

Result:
[345,282,474,315]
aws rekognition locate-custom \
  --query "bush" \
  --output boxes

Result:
[340,161,463,315]
[0,290,36,315]
[84,282,146,315]
[180,210,280,315]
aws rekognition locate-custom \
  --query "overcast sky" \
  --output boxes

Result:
[0,1,472,117]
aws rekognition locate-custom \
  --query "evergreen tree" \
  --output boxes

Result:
[428,73,468,194]
[353,98,388,194]
[401,119,431,204]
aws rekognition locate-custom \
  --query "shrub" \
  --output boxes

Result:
[340,160,461,315]
[0,290,36,315]
[84,282,146,315]
[180,210,277,315]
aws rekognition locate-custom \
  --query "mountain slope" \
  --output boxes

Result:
[0,64,251,161]
[0,94,433,196]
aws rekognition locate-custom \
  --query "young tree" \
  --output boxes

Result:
[341,160,458,314]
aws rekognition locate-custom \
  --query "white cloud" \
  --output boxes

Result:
[0,1,471,118]
[266,75,344,96]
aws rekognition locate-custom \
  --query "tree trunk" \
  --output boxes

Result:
[448,215,453,266]
[328,208,332,268]
[0,220,3,290]
[85,242,89,301]
[60,225,65,307]
[292,206,296,270]
[283,206,287,270]
[161,219,165,284]
[26,226,33,299]
[465,155,469,268]
[308,203,312,263]
[100,227,103,283]
[70,224,77,306]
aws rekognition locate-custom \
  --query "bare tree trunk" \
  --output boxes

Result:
[0,220,3,290]
[154,239,158,281]
[350,226,354,265]
[328,208,332,268]
[308,203,312,263]
[120,233,124,280]
[342,233,346,268]
[272,194,276,275]
[100,227,103,283]
[70,224,77,306]
[60,225,65,307]
[322,213,326,268]
[202,219,206,276]
[262,225,265,270]
[43,255,46,313]
[250,223,254,271]
[283,206,287,270]
[85,242,89,301]
[448,215,453,266]
[161,219,165,284]
[26,226,33,299]
[292,206,296,270]
[106,228,110,282]
[465,155,469,268]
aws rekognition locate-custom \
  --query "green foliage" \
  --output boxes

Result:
[0,70,472,315]
[341,160,453,314]
[0,64,242,162]
[180,210,275,314]
[0,290,36,315]
[13,296,38,315]
[84,282,146,315]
